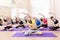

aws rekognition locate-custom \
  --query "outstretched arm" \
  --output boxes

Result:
[38,13,45,17]
[22,13,32,18]
[49,12,56,17]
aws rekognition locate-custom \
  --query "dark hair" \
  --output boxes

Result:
[4,19,7,22]
[25,20,27,23]
[0,19,2,21]
[40,18,43,21]
[50,16,54,19]
[29,20,32,24]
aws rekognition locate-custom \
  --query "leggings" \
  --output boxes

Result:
[50,26,60,31]
[41,24,48,28]
[4,26,12,30]
[24,29,38,35]
[16,25,25,28]
[0,24,2,26]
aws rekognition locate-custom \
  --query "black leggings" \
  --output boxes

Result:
[0,24,2,26]
[41,24,48,28]
[4,26,12,30]
[16,24,25,28]
[49,26,60,31]
[37,24,48,29]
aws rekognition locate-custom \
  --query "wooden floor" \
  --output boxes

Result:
[0,31,60,40]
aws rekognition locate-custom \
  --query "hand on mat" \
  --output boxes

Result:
[21,30,25,33]
[9,28,13,31]
[35,32,42,34]
[29,26,37,30]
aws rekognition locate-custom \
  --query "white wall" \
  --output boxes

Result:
[11,0,31,18]
[50,0,55,13]
[30,0,50,18]
[54,0,60,19]
[0,0,12,7]
[50,0,60,19]
[53,0,60,26]
[0,6,11,17]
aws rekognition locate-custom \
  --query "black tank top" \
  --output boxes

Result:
[19,21,23,24]
[53,19,58,24]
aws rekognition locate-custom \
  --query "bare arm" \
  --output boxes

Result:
[22,13,32,18]
[49,12,56,17]
[38,13,45,17]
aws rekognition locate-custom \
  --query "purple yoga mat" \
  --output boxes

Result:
[12,32,57,37]
[39,27,50,31]
[39,27,60,31]
[1,26,60,31]
[12,27,60,31]
[12,27,29,31]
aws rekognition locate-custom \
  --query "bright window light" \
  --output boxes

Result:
[11,7,17,18]
[11,0,50,18]
[0,0,12,7]
[11,8,28,18]
[31,0,50,18]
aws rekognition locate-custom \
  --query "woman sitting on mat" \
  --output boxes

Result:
[3,17,12,31]
[24,16,28,24]
[49,16,60,31]
[40,17,48,28]
[22,13,42,35]
[34,17,42,28]
[15,17,20,24]
[39,13,48,28]
[16,18,25,28]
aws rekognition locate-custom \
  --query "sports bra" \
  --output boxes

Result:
[36,20,41,26]
[42,18,47,24]
[27,19,35,26]
[53,19,58,24]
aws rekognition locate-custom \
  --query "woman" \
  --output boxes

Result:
[49,16,60,31]
[3,17,12,31]
[22,13,42,35]
[40,17,48,28]
[16,18,25,28]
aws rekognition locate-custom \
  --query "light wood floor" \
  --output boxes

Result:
[0,31,60,40]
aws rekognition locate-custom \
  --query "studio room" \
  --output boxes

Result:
[0,0,60,40]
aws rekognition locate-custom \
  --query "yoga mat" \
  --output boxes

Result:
[1,26,60,31]
[12,32,57,37]
[12,27,29,31]
[1,26,29,31]
[39,27,50,31]
[39,27,60,31]
[12,27,60,31]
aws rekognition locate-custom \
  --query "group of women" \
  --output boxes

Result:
[0,13,60,35]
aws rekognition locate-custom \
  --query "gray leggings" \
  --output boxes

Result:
[24,29,38,35]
